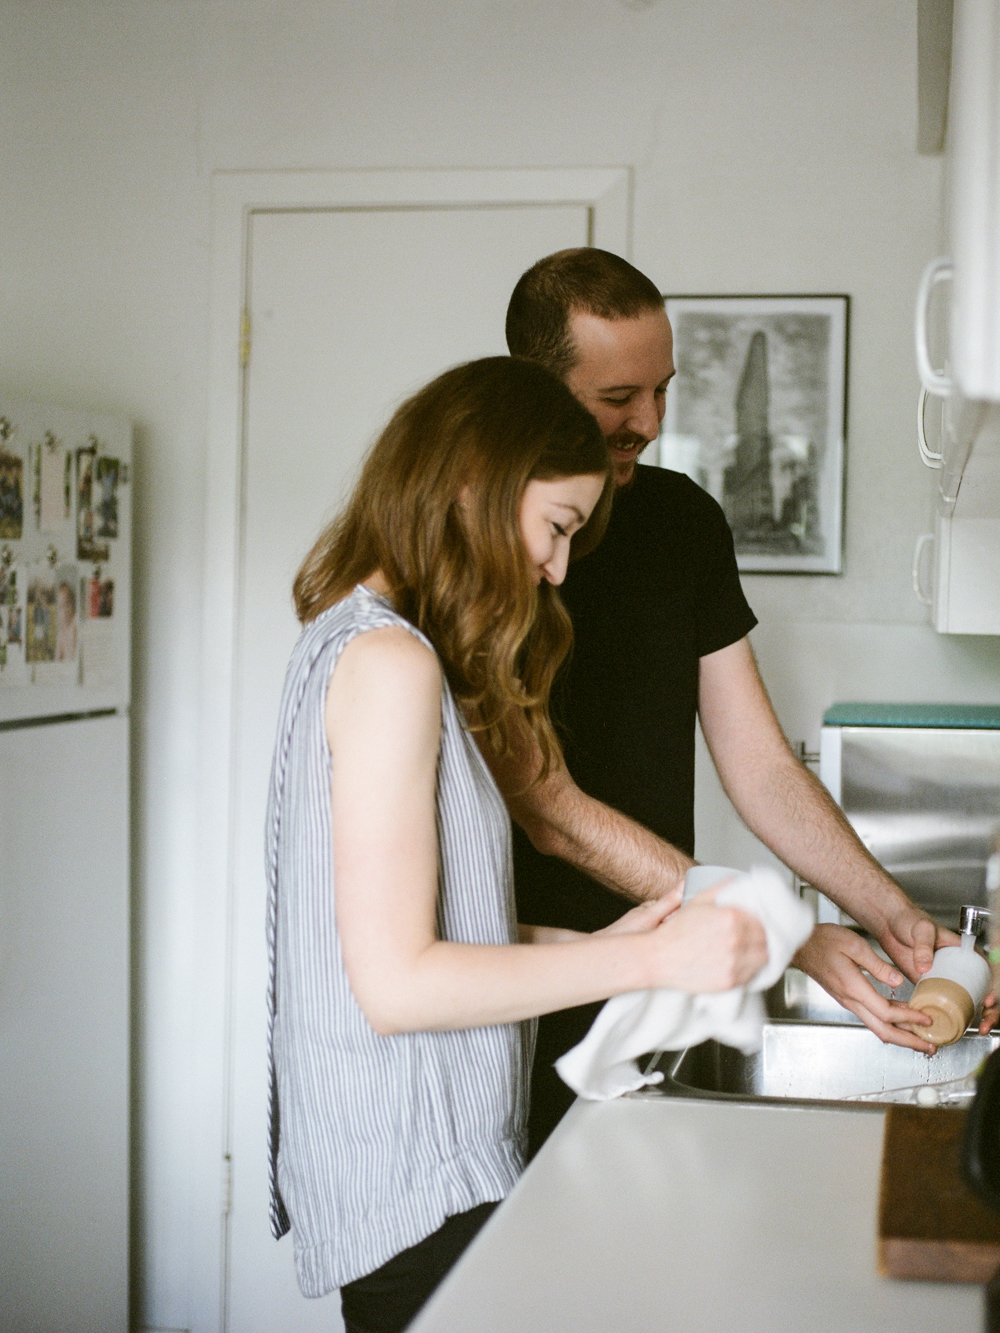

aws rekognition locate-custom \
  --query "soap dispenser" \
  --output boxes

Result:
[905,905,992,1047]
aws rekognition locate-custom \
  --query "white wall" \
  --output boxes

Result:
[3,2,999,1328]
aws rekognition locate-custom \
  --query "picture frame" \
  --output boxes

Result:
[659,294,849,574]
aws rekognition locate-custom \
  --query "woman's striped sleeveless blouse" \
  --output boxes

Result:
[265,586,533,1296]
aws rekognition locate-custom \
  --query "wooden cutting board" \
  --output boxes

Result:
[879,1104,1000,1281]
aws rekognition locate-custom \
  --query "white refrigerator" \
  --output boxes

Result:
[0,393,131,1333]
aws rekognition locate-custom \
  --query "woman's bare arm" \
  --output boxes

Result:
[327,628,767,1036]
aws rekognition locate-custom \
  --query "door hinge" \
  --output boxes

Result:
[222,1153,233,1217]
[239,309,251,368]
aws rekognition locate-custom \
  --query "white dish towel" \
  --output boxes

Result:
[554,867,815,1101]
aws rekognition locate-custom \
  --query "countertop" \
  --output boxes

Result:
[410,1094,983,1332]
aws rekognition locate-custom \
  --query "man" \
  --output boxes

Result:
[496,248,959,1155]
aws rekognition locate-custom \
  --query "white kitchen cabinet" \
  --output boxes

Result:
[948,0,1000,402]
[933,513,1000,634]
[914,1,1000,634]
[930,401,1000,633]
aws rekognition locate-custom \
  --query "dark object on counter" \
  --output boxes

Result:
[878,1104,1000,1281]
[960,1049,1000,1332]
[964,1047,1000,1211]
[988,1268,1000,1333]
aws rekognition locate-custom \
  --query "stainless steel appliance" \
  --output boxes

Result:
[819,702,1000,930]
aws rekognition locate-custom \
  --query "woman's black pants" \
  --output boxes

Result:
[339,1202,498,1333]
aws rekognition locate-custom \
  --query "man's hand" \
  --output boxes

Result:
[867,900,991,1031]
[978,952,1000,1034]
[874,901,958,985]
[792,924,938,1054]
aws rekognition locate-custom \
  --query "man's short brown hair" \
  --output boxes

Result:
[505,248,664,378]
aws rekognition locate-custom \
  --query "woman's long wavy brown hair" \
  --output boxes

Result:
[293,357,612,779]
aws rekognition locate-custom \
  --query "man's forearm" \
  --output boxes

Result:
[480,722,691,904]
[509,767,692,903]
[698,638,919,940]
[730,751,957,983]
[725,750,912,935]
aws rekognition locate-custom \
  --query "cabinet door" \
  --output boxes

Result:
[949,0,1000,399]
[0,713,129,1333]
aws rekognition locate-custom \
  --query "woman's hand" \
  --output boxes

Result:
[645,886,769,994]
[792,924,937,1053]
[524,888,682,946]
[593,886,683,938]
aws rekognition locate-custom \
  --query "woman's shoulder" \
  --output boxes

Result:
[323,589,441,692]
[302,585,417,647]
[338,618,440,678]
[284,586,435,693]
[325,612,443,749]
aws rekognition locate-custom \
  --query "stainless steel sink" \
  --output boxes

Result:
[648,1020,1000,1109]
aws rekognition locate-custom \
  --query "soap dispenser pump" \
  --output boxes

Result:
[906,905,992,1047]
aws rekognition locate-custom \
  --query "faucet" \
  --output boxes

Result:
[960,904,992,942]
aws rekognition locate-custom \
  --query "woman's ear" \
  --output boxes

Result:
[456,483,473,511]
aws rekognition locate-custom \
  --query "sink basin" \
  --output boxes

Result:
[649,1020,1000,1108]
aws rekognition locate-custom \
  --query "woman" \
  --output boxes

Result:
[266,357,766,1332]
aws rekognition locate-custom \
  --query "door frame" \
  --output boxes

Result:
[193,166,631,1331]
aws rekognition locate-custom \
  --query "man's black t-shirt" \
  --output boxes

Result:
[513,464,757,1152]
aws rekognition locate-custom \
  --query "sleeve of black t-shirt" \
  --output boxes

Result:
[682,475,758,656]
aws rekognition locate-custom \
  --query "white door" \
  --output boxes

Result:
[225,199,596,1330]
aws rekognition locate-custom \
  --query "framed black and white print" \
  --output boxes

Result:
[659,294,849,573]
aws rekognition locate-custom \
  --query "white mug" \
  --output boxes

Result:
[923,943,991,1009]
[907,942,991,1047]
[916,387,944,469]
[682,864,739,903]
[911,531,935,606]
[914,256,955,397]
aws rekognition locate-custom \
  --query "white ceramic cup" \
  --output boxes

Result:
[922,943,991,1009]
[916,387,944,469]
[682,864,739,903]
[914,255,955,397]
[907,942,991,1046]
